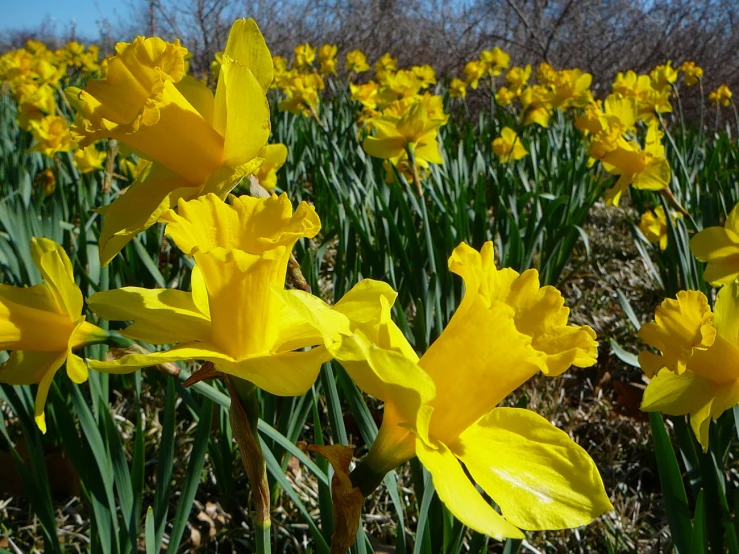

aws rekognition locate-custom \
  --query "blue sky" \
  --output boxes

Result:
[1,0,123,40]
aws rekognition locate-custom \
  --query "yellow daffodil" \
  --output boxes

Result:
[649,61,678,90]
[318,44,338,75]
[122,156,150,181]
[272,55,288,74]
[73,144,107,174]
[505,65,532,93]
[88,193,361,395]
[549,68,593,109]
[253,144,288,190]
[679,61,702,86]
[493,127,527,162]
[363,102,444,177]
[72,19,273,266]
[520,86,552,127]
[411,64,436,89]
[377,69,422,107]
[345,50,369,73]
[709,85,733,107]
[463,60,486,89]
[495,86,515,106]
[293,43,316,70]
[29,115,76,157]
[0,238,110,433]
[690,202,739,285]
[639,206,678,251]
[330,242,608,540]
[350,82,379,110]
[639,285,739,450]
[374,53,397,80]
[597,121,671,206]
[480,47,509,76]
[449,78,467,98]
[277,73,324,116]
[536,62,557,86]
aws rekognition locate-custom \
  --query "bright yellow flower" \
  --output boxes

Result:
[709,85,733,107]
[277,73,323,115]
[350,82,379,110]
[598,121,671,205]
[691,202,739,285]
[293,43,316,70]
[272,55,288,74]
[495,86,515,106]
[412,64,437,88]
[29,115,76,157]
[72,19,273,266]
[73,144,107,174]
[0,238,110,433]
[374,53,397,80]
[449,78,467,98]
[16,83,57,129]
[330,242,608,540]
[639,285,739,451]
[639,206,678,251]
[122,156,150,181]
[88,194,356,396]
[649,61,678,90]
[575,95,637,138]
[536,62,557,86]
[549,69,593,109]
[253,143,288,190]
[505,65,532,93]
[520,86,552,127]
[345,50,369,73]
[317,44,338,75]
[463,60,486,89]
[679,61,703,86]
[377,69,422,107]
[363,102,444,175]
[480,47,509,76]
[493,127,527,162]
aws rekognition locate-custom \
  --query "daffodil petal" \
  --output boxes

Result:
[0,289,74,351]
[0,350,67,434]
[221,346,330,396]
[641,368,739,452]
[98,162,198,266]
[329,331,434,425]
[215,60,270,166]
[88,287,211,344]
[66,351,89,384]
[363,136,406,160]
[175,76,215,123]
[274,288,351,351]
[415,437,524,540]
[30,238,83,317]
[452,408,613,530]
[222,18,273,92]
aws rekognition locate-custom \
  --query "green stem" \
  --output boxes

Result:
[255,520,272,554]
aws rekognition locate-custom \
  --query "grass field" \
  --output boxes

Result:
[1,20,739,554]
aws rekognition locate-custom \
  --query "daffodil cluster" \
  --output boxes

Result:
[0,39,100,130]
[575,94,671,205]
